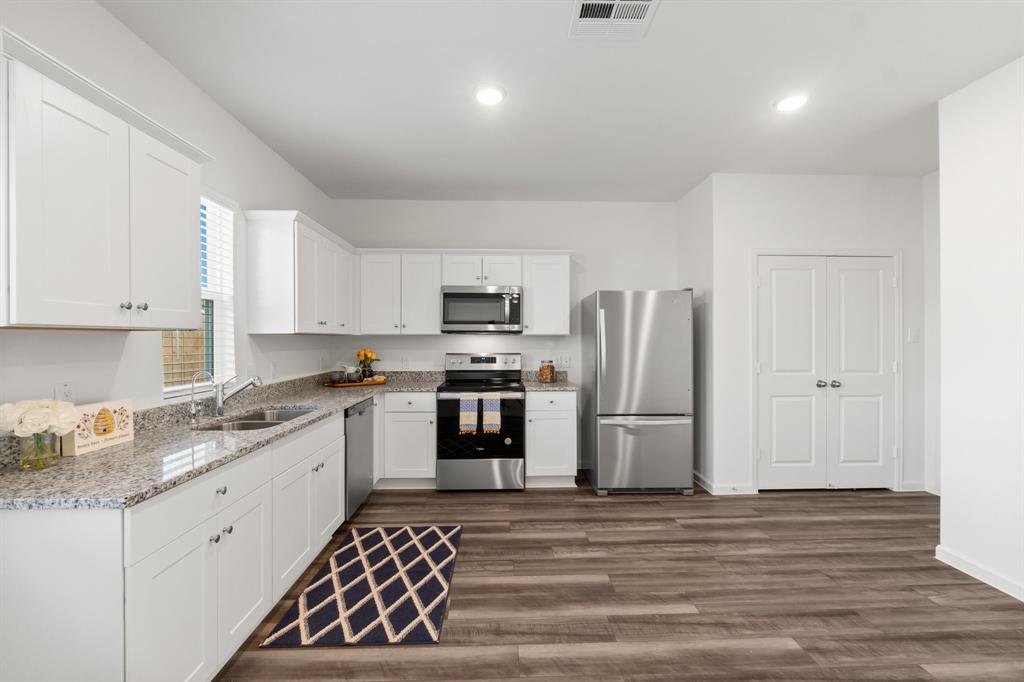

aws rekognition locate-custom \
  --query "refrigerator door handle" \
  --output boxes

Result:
[598,307,607,377]
[600,417,693,427]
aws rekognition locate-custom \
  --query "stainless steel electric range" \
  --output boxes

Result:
[435,353,526,491]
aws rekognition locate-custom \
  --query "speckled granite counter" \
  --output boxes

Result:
[0,376,438,511]
[0,372,577,511]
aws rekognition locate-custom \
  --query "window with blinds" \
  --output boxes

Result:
[162,196,236,390]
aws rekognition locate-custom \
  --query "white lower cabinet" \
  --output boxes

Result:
[313,437,346,547]
[125,518,218,682]
[271,456,314,601]
[526,392,578,485]
[384,393,436,479]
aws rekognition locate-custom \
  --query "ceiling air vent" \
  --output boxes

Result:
[570,0,660,40]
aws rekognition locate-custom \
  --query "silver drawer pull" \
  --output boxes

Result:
[222,525,233,535]
[215,486,228,495]
[209,534,221,544]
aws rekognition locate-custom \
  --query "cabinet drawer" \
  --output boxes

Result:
[124,447,271,567]
[527,391,577,412]
[271,413,345,476]
[386,392,437,413]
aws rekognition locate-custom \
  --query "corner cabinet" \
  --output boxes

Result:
[0,46,209,330]
[246,211,357,334]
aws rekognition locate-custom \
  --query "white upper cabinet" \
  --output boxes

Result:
[246,211,355,335]
[128,129,201,329]
[360,254,402,334]
[400,254,441,334]
[442,254,522,286]
[442,254,482,285]
[523,255,571,335]
[482,255,522,285]
[1,52,210,330]
[7,60,132,328]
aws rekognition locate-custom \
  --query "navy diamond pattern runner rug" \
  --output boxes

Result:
[261,525,462,647]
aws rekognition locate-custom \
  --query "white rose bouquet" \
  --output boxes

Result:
[0,400,80,470]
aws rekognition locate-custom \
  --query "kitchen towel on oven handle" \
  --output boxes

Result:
[482,392,501,434]
[459,393,479,434]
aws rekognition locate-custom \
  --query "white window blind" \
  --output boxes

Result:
[200,196,236,383]
[161,196,236,391]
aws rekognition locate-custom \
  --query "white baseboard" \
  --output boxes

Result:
[694,471,758,496]
[373,478,436,490]
[935,544,1024,602]
[900,480,926,492]
[526,476,577,489]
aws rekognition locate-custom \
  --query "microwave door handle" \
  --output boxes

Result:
[504,293,511,325]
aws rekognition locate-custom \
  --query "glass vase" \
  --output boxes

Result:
[19,432,60,471]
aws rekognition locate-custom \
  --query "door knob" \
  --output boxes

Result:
[830,380,842,388]
[816,380,827,388]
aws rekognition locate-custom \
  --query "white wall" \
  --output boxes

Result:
[937,58,1024,601]
[0,1,346,407]
[331,200,680,382]
[675,179,714,483]
[679,174,927,494]
[922,171,941,495]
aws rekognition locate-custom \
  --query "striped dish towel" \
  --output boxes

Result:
[482,392,501,434]
[459,393,479,434]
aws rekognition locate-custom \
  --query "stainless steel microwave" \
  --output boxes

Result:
[441,286,523,333]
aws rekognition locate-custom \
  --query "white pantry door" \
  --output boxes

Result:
[757,256,829,489]
[757,255,895,490]
[825,257,895,489]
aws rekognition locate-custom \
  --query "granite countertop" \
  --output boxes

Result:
[0,373,577,511]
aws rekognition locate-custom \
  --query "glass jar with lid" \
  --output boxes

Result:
[538,360,556,383]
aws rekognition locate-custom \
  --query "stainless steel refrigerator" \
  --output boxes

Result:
[581,290,694,495]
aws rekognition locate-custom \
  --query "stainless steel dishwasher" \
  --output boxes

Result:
[345,398,374,519]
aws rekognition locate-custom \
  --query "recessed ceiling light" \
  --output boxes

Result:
[775,94,808,112]
[475,86,505,106]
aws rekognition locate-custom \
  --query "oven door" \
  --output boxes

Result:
[436,392,525,460]
[441,286,523,333]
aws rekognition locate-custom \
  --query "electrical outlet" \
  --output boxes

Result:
[54,382,75,403]
[401,356,411,369]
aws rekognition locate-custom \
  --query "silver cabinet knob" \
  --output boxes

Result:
[528,418,533,423]
[484,275,489,281]
[816,380,828,388]
[393,323,399,328]
[475,275,481,280]
[340,323,346,327]
[209,534,221,544]
[830,380,842,388]
[215,486,228,495]
[120,301,133,310]
[222,525,233,535]
[408,400,413,405]
[429,420,434,424]
[137,302,149,311]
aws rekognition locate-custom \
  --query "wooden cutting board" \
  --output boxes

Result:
[323,377,387,388]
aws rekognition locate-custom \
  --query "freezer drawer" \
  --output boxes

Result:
[595,415,693,492]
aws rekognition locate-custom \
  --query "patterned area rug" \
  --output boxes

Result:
[261,525,462,647]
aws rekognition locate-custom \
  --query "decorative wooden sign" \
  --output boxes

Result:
[62,400,134,456]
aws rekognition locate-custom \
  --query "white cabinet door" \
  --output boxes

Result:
[523,255,570,335]
[315,235,338,332]
[125,521,218,682]
[360,254,402,334]
[442,254,482,285]
[336,248,355,333]
[384,412,436,478]
[272,455,314,600]
[526,411,578,477]
[215,483,273,666]
[128,127,201,329]
[9,61,131,327]
[401,254,441,334]
[482,255,522,285]
[312,437,345,549]
[294,223,320,334]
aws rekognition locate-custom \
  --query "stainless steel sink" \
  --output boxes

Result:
[195,408,315,431]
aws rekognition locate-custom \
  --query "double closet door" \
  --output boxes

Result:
[757,255,896,490]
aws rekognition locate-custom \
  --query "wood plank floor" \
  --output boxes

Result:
[217,485,1024,681]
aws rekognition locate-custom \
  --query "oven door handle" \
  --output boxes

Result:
[437,392,524,400]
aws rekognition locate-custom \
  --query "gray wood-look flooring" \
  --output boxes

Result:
[217,484,1024,681]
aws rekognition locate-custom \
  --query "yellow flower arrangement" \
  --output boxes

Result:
[356,347,380,370]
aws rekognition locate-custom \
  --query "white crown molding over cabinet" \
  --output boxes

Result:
[0,31,208,330]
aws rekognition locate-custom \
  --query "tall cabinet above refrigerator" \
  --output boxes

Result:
[581,290,694,495]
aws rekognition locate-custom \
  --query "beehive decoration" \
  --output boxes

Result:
[92,407,115,436]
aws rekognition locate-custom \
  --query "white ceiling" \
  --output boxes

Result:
[101,0,1024,201]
